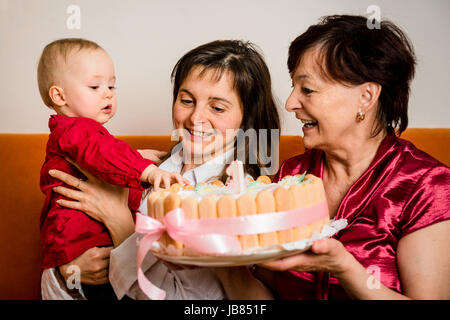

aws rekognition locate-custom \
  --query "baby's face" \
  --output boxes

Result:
[59,49,117,124]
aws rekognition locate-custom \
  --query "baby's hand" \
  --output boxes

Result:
[137,149,167,164]
[141,164,189,190]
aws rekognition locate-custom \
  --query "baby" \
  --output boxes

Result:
[37,38,185,299]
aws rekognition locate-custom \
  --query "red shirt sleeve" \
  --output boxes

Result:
[400,165,450,237]
[51,116,154,189]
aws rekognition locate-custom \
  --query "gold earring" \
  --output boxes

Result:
[356,109,365,122]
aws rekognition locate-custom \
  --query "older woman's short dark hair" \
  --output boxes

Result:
[288,15,416,135]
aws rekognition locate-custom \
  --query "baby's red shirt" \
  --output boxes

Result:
[40,115,154,268]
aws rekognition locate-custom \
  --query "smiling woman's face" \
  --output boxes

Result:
[173,66,244,163]
[285,48,362,151]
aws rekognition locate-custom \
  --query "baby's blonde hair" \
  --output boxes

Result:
[37,38,103,108]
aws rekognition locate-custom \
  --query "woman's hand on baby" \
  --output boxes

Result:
[58,246,113,285]
[137,149,167,164]
[141,164,190,191]
[49,159,130,224]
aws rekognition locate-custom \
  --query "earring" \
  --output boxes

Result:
[356,108,365,122]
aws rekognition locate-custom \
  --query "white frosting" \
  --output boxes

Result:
[175,172,309,201]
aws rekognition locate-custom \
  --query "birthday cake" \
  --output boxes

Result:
[146,161,330,255]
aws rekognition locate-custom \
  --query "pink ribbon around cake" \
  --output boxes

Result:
[135,200,328,300]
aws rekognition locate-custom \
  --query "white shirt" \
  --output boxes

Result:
[42,144,239,300]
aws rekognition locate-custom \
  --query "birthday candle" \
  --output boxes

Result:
[226,160,246,194]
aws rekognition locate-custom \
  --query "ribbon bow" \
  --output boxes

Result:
[136,208,242,300]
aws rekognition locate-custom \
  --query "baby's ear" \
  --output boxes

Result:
[48,85,66,107]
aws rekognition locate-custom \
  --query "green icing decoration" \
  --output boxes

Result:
[297,171,307,183]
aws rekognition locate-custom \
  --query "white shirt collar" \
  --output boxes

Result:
[159,143,235,185]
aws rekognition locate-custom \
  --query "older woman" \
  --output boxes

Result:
[45,39,281,299]
[217,15,450,300]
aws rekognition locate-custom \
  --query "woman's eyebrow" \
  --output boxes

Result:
[179,88,193,96]
[293,74,308,82]
[179,89,232,105]
[209,96,232,105]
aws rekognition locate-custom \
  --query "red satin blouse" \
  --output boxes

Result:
[271,131,450,299]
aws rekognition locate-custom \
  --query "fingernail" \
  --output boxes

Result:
[49,170,55,175]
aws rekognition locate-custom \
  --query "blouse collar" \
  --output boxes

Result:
[159,143,235,185]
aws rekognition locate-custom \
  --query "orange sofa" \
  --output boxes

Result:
[0,129,449,299]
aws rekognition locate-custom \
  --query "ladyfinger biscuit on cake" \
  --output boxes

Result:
[181,197,199,220]
[164,193,183,249]
[216,195,239,248]
[153,196,164,222]
[308,175,327,203]
[155,189,169,196]
[210,180,225,187]
[183,184,195,191]
[199,195,217,219]
[148,192,163,218]
[154,197,167,246]
[274,187,296,244]
[256,190,278,247]
[217,195,237,218]
[170,183,182,193]
[237,194,259,250]
[289,184,313,241]
[256,175,272,184]
[305,174,324,202]
[305,174,329,234]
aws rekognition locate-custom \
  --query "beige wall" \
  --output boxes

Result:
[1,0,449,135]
